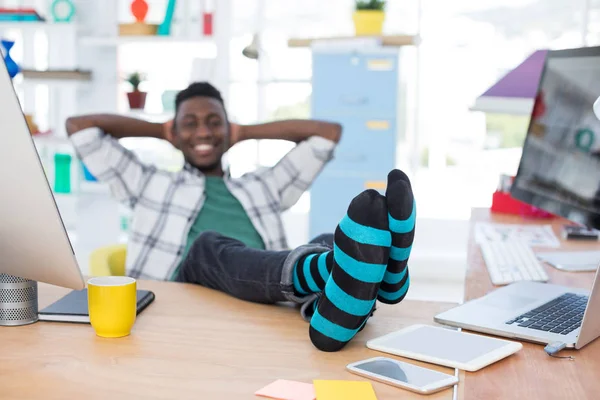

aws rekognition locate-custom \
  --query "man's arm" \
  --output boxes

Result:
[65,114,166,206]
[66,114,166,139]
[234,119,342,145]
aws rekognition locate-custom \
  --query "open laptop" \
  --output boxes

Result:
[435,46,600,350]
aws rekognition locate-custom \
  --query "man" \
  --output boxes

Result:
[66,82,341,279]
[67,82,415,352]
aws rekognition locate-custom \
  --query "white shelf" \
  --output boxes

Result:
[32,134,71,147]
[126,109,174,121]
[79,35,215,47]
[0,21,76,33]
[17,79,88,88]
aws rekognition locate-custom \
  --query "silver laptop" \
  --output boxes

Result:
[435,45,600,350]
[435,276,600,349]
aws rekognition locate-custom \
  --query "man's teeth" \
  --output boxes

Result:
[195,144,214,151]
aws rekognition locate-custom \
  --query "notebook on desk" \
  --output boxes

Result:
[39,289,155,323]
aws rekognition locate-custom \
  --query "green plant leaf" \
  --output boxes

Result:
[125,71,144,90]
[355,0,386,10]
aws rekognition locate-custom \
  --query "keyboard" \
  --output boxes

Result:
[505,292,588,335]
[479,240,549,285]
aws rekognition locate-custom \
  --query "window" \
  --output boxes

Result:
[227,82,259,177]
[413,0,589,217]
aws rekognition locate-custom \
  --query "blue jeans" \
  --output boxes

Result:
[174,231,333,319]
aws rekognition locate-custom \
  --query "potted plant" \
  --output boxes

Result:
[125,72,147,109]
[353,0,386,36]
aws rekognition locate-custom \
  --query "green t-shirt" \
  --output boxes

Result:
[172,176,265,279]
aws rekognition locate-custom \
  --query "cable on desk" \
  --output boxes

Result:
[544,341,575,360]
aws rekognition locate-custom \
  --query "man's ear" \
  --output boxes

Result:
[163,119,179,149]
[171,128,181,150]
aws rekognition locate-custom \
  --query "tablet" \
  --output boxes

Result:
[366,324,522,372]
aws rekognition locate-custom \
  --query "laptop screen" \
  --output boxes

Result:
[512,46,600,229]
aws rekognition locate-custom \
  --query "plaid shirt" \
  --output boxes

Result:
[70,128,336,280]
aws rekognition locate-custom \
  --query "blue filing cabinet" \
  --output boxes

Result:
[309,47,400,238]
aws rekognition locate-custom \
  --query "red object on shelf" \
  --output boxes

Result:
[127,91,147,109]
[203,12,213,35]
[491,191,555,219]
[131,0,149,23]
[0,8,37,13]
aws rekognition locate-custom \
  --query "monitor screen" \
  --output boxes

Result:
[512,46,600,229]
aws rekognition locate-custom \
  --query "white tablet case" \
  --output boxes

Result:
[366,324,522,372]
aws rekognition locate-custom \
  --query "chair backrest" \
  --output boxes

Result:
[107,246,127,276]
[89,244,127,276]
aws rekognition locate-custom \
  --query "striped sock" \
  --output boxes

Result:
[378,169,415,304]
[309,189,391,352]
[293,251,333,295]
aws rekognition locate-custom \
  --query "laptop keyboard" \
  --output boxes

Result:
[505,293,588,335]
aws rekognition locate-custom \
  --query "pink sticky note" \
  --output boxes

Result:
[255,379,316,400]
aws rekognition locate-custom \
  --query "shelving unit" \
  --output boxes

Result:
[288,34,419,48]
[79,35,216,47]
[0,20,75,33]
[125,109,174,122]
[1,0,232,273]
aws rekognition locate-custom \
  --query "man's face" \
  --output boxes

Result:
[173,96,229,171]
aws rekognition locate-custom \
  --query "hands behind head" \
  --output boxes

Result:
[229,122,243,149]
[162,119,176,147]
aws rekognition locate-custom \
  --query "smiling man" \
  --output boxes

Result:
[66,82,416,352]
[66,82,341,279]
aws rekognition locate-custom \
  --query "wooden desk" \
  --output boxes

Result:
[0,281,457,399]
[462,209,600,400]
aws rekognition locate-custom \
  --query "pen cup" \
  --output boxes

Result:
[87,276,137,338]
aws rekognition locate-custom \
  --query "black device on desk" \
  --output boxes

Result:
[39,289,155,323]
[562,225,599,240]
[510,47,600,230]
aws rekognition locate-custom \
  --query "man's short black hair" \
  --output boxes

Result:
[175,82,225,111]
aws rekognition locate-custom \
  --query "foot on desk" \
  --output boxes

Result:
[377,169,415,305]
[309,189,391,352]
[293,248,333,295]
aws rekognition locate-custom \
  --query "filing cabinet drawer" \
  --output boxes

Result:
[312,52,399,118]
[309,172,389,237]
[326,117,396,174]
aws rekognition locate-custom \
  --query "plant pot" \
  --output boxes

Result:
[119,22,158,36]
[127,90,147,109]
[353,10,385,36]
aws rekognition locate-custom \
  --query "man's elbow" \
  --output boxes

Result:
[65,116,93,136]
[327,122,342,143]
[65,117,80,136]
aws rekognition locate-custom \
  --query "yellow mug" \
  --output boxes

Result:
[87,276,137,338]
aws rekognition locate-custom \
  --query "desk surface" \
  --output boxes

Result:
[463,209,600,400]
[0,281,457,400]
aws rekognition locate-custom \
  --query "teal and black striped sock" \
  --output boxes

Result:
[309,189,391,352]
[378,169,415,304]
[293,251,333,295]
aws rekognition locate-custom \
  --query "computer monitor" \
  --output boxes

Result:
[0,59,84,290]
[512,46,600,229]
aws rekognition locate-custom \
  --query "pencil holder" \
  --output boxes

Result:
[0,274,38,326]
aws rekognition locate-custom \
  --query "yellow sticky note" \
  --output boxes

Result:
[313,380,377,400]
